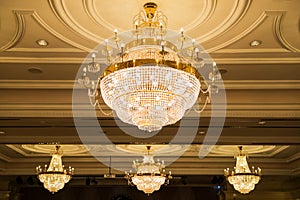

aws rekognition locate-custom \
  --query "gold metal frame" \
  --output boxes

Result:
[101,59,201,80]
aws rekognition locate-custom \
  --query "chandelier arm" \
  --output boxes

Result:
[88,88,97,97]
[193,95,210,113]
[95,100,113,116]
[91,74,113,117]
[200,85,210,94]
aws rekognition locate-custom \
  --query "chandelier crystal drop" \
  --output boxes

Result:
[125,146,172,195]
[36,146,74,193]
[79,2,221,132]
[224,146,262,194]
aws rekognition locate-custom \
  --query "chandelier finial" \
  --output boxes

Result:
[143,2,157,20]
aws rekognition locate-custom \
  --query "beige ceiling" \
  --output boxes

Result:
[0,0,300,197]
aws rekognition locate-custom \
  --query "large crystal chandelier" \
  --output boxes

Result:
[36,146,74,193]
[224,146,262,194]
[125,146,172,195]
[79,2,220,132]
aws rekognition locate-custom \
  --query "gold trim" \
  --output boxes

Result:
[101,59,201,80]
[124,38,177,52]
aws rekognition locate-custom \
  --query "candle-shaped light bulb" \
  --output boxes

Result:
[192,39,195,45]
[104,39,108,44]
[180,27,184,34]
[121,43,125,51]
[135,21,138,30]
[114,29,118,40]
[83,67,87,72]
[161,41,165,51]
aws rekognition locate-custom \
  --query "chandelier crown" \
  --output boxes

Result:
[224,146,262,194]
[36,146,74,193]
[133,2,167,31]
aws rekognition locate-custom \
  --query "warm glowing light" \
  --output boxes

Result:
[125,146,172,195]
[79,2,221,132]
[224,146,261,194]
[36,146,74,193]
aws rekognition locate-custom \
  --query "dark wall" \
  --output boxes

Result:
[19,186,219,200]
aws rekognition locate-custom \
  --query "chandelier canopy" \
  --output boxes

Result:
[79,2,221,132]
[36,146,74,193]
[125,146,172,195]
[224,146,262,194]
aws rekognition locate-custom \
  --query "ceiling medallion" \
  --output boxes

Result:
[79,2,221,132]
[224,146,262,194]
[125,146,172,195]
[36,146,74,193]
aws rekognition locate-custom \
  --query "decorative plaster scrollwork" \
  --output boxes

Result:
[49,0,106,43]
[2,10,92,52]
[195,0,252,43]
[0,10,27,51]
[274,13,300,52]
[207,10,269,53]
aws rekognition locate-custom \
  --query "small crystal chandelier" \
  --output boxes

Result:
[125,146,172,195]
[36,146,74,193]
[224,146,262,194]
[79,2,221,132]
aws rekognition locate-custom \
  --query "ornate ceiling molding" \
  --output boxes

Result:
[29,11,92,52]
[6,144,89,157]
[1,80,300,90]
[49,0,104,43]
[183,0,217,32]
[0,105,299,118]
[0,57,86,63]
[3,10,92,53]
[0,153,11,162]
[82,0,117,32]
[274,14,300,52]
[207,11,288,53]
[215,48,290,53]
[195,0,252,43]
[213,57,300,64]
[2,144,294,160]
[208,145,289,157]
[0,57,299,64]
[0,10,26,51]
